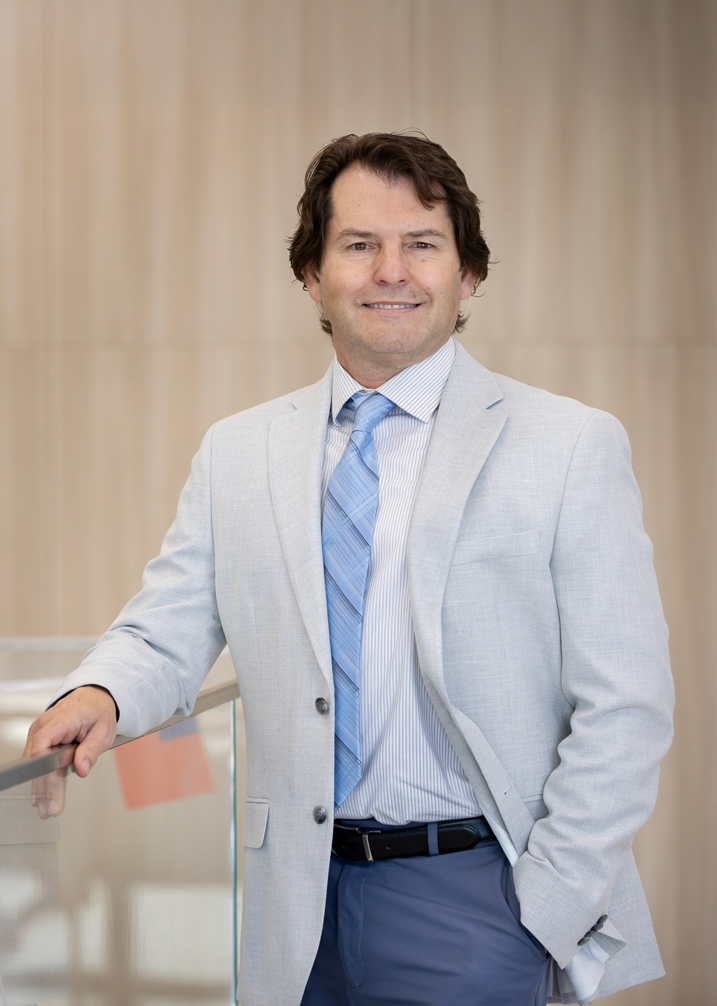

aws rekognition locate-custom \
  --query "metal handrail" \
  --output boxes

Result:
[0,677,240,794]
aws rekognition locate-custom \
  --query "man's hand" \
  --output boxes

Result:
[23,686,118,817]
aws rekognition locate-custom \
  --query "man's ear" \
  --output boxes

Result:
[303,264,322,303]
[460,265,479,300]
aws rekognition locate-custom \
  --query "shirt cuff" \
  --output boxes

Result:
[565,939,609,1002]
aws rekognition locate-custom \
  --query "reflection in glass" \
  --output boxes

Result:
[0,775,68,1005]
[0,645,239,1005]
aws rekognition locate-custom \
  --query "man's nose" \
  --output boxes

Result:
[373,245,410,285]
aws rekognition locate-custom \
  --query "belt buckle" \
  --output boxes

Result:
[360,829,381,862]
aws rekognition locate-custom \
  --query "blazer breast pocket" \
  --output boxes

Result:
[451,529,540,565]
[242,797,270,849]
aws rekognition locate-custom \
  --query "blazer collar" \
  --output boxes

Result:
[268,366,334,693]
[407,341,506,689]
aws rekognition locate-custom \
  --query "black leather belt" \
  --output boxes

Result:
[332,816,496,862]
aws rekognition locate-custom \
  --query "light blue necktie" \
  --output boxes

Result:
[322,391,395,811]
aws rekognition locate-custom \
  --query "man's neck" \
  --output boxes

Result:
[333,336,453,389]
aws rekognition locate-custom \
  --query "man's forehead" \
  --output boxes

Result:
[328,166,450,232]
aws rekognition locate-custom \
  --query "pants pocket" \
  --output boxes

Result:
[337,863,369,989]
[502,858,548,957]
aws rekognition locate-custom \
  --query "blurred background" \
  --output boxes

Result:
[0,1,715,1003]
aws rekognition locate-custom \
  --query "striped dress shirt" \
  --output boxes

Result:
[322,337,481,825]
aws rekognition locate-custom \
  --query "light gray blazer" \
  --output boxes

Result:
[56,343,674,1004]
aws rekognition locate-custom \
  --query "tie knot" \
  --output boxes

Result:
[349,392,395,437]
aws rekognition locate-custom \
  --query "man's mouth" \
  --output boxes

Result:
[363,302,421,310]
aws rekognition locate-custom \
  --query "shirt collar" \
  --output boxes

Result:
[330,337,456,426]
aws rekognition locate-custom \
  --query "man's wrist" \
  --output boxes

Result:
[82,685,120,722]
[53,684,120,722]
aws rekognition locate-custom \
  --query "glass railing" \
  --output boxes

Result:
[0,639,243,1006]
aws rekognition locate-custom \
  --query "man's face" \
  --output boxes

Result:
[304,166,476,383]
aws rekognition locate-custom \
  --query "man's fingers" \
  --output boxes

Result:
[30,769,67,818]
[24,685,118,767]
[25,709,87,757]
[73,719,117,777]
[24,709,82,756]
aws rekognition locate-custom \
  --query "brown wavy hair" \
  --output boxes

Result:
[288,132,490,335]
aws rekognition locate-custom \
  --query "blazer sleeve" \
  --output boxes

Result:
[50,425,227,737]
[511,409,674,964]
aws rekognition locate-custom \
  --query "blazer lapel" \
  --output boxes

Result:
[408,341,506,682]
[408,345,540,848]
[268,369,334,694]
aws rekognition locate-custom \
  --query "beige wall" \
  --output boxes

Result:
[1,1,715,1001]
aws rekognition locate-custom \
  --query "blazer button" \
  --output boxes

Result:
[313,806,328,824]
[315,697,330,715]
[577,935,591,947]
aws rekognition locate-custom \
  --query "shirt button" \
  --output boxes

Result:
[313,806,328,824]
[315,697,330,715]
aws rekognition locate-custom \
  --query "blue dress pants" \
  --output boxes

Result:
[301,836,550,1006]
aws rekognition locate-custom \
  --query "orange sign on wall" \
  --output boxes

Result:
[113,718,214,810]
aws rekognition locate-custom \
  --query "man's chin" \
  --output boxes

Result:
[345,322,438,355]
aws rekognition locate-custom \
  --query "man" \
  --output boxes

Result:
[26,133,674,1005]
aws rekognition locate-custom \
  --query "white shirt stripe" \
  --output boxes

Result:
[322,338,481,825]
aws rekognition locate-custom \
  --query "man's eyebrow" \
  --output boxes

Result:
[403,229,447,240]
[333,228,448,241]
[334,229,379,241]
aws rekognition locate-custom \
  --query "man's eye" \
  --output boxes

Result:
[413,242,432,249]
[350,242,369,251]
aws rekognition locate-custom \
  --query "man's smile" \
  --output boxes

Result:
[362,302,421,310]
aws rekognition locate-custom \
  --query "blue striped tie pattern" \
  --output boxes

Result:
[322,391,396,810]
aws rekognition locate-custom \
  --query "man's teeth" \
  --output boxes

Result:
[366,303,417,309]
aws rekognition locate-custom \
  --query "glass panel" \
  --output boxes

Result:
[0,644,240,1006]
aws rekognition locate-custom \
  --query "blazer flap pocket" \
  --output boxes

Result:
[452,529,540,565]
[242,797,270,849]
